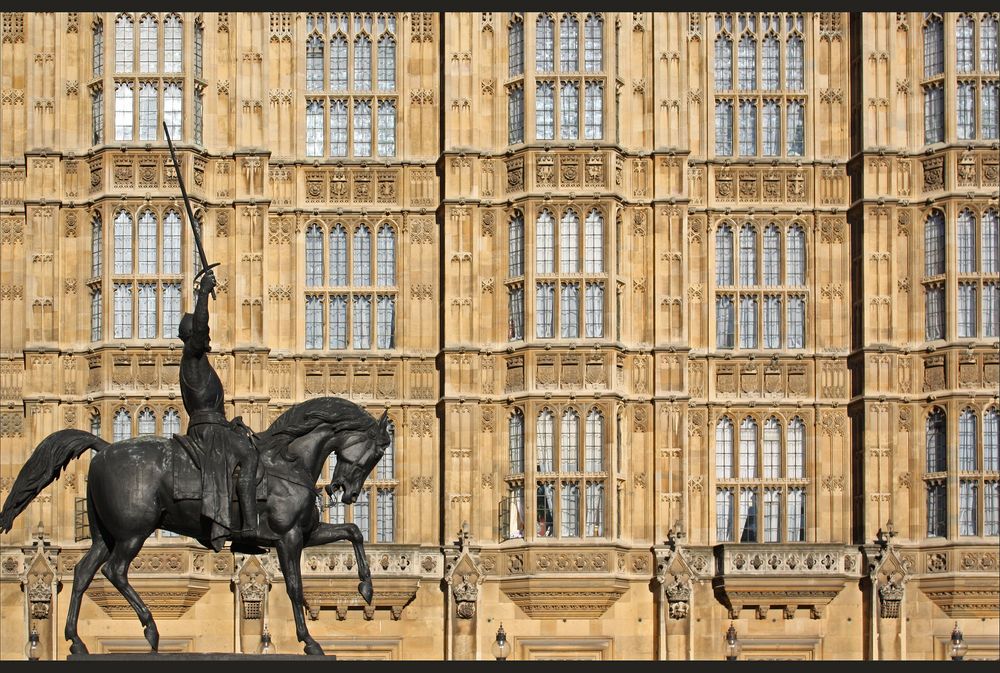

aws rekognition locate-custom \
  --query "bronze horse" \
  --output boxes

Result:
[0,396,389,656]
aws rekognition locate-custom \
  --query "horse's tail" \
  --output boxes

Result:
[0,429,109,533]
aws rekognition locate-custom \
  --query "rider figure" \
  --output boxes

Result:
[178,268,259,550]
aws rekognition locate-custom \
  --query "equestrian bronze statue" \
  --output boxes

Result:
[0,123,388,656]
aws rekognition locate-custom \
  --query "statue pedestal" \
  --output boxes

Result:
[68,653,334,660]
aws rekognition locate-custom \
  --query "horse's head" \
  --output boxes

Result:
[325,410,390,504]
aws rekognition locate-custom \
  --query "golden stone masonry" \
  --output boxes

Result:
[0,11,998,660]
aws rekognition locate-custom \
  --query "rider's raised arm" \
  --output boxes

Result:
[183,271,216,357]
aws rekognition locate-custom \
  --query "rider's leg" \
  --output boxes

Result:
[235,450,258,535]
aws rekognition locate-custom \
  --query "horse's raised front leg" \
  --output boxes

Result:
[304,522,373,605]
[276,528,324,656]
[65,532,110,654]
[101,534,159,652]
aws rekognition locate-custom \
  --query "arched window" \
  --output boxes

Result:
[927,408,947,472]
[509,410,524,473]
[536,81,554,140]
[376,295,395,349]
[787,417,805,479]
[163,14,182,73]
[536,282,555,338]
[113,409,132,442]
[787,100,805,155]
[983,15,999,72]
[376,224,395,286]
[738,34,756,91]
[376,419,395,480]
[584,209,604,273]
[584,13,603,72]
[762,99,780,155]
[352,295,371,348]
[137,282,157,339]
[91,411,102,439]
[585,408,604,472]
[717,488,735,541]
[985,407,1000,472]
[560,210,580,273]
[957,14,975,73]
[163,283,180,339]
[114,82,134,141]
[763,417,781,479]
[761,34,779,91]
[958,209,977,273]
[138,408,155,435]
[115,14,134,74]
[537,410,554,472]
[139,14,157,73]
[114,210,133,274]
[786,224,805,286]
[739,100,757,155]
[536,14,554,72]
[508,83,524,145]
[162,210,181,275]
[508,16,524,77]
[716,100,733,156]
[93,19,104,77]
[321,224,345,287]
[716,224,734,285]
[353,225,371,285]
[305,224,323,286]
[560,409,579,472]
[194,19,203,78]
[91,214,103,278]
[138,82,157,141]
[377,34,396,91]
[924,15,944,77]
[536,210,554,273]
[354,34,372,91]
[715,34,733,91]
[984,209,999,273]
[584,81,603,140]
[329,295,348,348]
[716,416,734,478]
[924,84,944,144]
[507,211,524,276]
[330,34,348,90]
[957,82,976,140]
[305,100,324,157]
[924,210,945,276]
[739,224,757,286]
[92,85,104,145]
[739,417,758,478]
[353,99,372,156]
[763,224,780,286]
[786,35,804,90]
[91,289,102,342]
[959,409,978,471]
[560,14,579,72]
[137,209,157,274]
[306,35,324,91]
[585,282,604,338]
[162,408,180,438]
[560,282,579,338]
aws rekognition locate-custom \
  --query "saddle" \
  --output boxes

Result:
[170,433,267,502]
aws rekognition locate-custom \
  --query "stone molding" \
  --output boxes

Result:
[499,576,630,619]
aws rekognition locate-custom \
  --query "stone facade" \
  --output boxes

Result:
[0,12,997,660]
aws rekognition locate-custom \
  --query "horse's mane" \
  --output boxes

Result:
[257,397,382,463]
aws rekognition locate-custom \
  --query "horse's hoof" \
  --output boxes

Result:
[144,625,159,652]
[359,580,373,605]
[69,640,89,655]
[304,642,325,656]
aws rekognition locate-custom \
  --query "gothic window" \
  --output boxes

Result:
[115,82,134,141]
[924,84,944,144]
[537,410,554,472]
[306,35,324,91]
[739,100,757,155]
[92,86,104,145]
[985,83,999,139]
[91,214,103,278]
[716,294,735,348]
[138,407,155,435]
[306,100,324,157]
[584,210,604,273]
[716,224,734,285]
[927,482,947,537]
[763,224,781,284]
[509,211,524,277]
[137,210,157,272]
[763,295,781,348]
[560,210,580,273]
[353,99,372,156]
[762,99,780,155]
[715,32,733,91]
[984,210,999,273]
[113,409,132,442]
[508,84,524,144]
[163,83,181,142]
[738,34,756,91]
[115,14,134,73]
[138,82,157,141]
[377,33,396,91]
[924,210,945,276]
[536,14,554,72]
[193,88,203,145]
[739,224,757,285]
[983,15,999,72]
[560,14,579,72]
[925,285,945,340]
[786,33,804,90]
[163,409,180,437]
[536,283,555,338]
[585,282,604,338]
[139,14,157,73]
[958,82,976,139]
[91,289,102,342]
[959,283,978,337]
[163,14,181,73]
[960,409,978,472]
[93,19,104,77]
[330,99,348,155]
[193,19,203,79]
[536,210,554,273]
[716,413,808,543]
[924,15,944,77]
[739,296,758,348]
[787,100,805,155]
[584,81,603,139]
[303,221,396,350]
[584,14,603,72]
[377,100,396,156]
[762,35,779,91]
[786,225,805,285]
[509,410,525,473]
[561,81,580,139]
[509,15,524,77]
[958,14,975,73]
[927,408,947,473]
[715,100,733,155]
[536,81,555,140]
[354,34,372,91]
